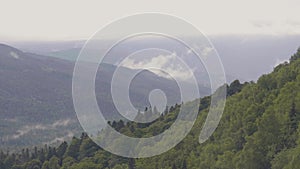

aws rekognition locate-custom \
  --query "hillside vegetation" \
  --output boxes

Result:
[1,48,300,169]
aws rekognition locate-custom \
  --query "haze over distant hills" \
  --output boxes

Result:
[2,34,299,149]
[0,43,210,149]
[11,34,300,82]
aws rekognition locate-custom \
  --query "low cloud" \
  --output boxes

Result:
[45,131,74,145]
[10,51,19,59]
[201,47,213,56]
[52,119,72,128]
[12,124,47,139]
[120,53,195,81]
[10,118,75,140]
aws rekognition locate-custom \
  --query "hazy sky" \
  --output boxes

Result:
[1,0,300,41]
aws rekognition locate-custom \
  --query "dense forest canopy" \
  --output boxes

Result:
[1,48,300,169]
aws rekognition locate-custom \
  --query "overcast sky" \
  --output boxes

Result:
[1,0,300,41]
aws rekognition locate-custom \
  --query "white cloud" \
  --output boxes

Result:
[52,119,72,128]
[10,51,19,59]
[120,53,194,81]
[10,118,74,140]
[12,124,47,139]
[45,131,74,145]
[201,47,213,56]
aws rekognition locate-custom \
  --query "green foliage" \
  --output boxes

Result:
[78,135,100,160]
[41,161,49,169]
[2,49,300,168]
[290,47,300,62]
[56,142,68,159]
[49,156,60,169]
[25,159,42,169]
[65,137,81,159]
[227,80,243,96]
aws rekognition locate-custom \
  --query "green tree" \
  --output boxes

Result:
[48,156,60,169]
[65,137,81,159]
[25,159,42,169]
[56,141,68,159]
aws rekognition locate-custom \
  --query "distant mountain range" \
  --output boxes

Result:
[0,44,210,149]
[12,35,300,82]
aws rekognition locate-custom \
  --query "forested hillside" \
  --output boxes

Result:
[1,48,300,169]
[0,43,201,149]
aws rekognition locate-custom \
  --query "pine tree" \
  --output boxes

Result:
[128,158,135,169]
[56,141,68,159]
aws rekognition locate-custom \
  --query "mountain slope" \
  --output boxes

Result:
[2,48,299,169]
[0,44,209,149]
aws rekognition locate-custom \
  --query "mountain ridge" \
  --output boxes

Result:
[0,44,209,149]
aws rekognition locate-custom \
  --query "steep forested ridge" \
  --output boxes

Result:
[1,48,300,169]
